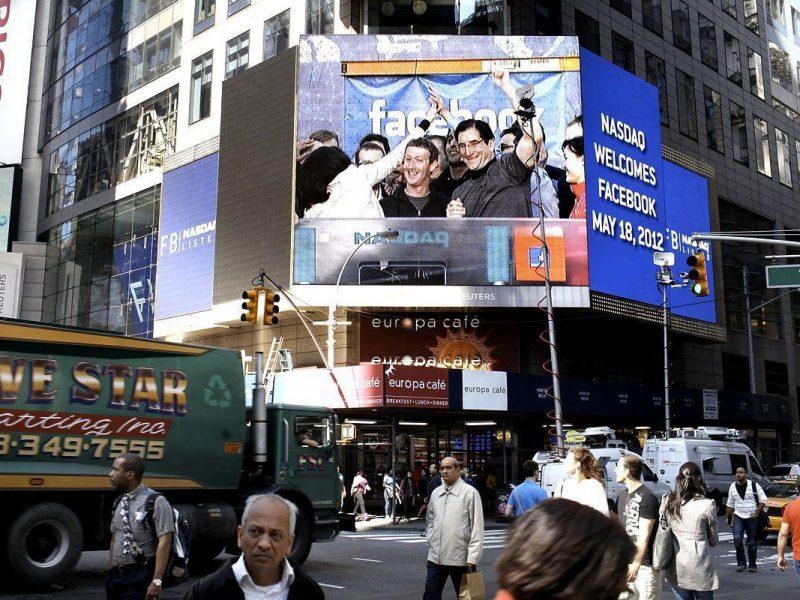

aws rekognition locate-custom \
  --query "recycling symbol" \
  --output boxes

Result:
[204,375,232,408]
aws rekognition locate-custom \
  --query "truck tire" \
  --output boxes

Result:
[6,503,83,586]
[290,513,313,565]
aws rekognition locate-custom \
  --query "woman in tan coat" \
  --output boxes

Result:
[665,462,719,599]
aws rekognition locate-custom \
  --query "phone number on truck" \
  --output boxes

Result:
[0,433,165,460]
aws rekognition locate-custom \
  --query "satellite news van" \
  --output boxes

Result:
[643,427,768,510]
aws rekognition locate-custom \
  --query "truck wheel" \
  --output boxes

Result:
[289,513,313,565]
[6,503,83,586]
[190,542,225,567]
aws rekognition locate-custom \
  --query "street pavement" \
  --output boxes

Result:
[0,515,796,599]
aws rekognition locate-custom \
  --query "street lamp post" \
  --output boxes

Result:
[327,229,399,368]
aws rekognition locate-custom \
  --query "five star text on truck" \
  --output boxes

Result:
[0,320,341,586]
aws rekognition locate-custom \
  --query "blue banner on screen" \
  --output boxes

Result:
[155,153,218,320]
[343,72,578,161]
[581,50,716,323]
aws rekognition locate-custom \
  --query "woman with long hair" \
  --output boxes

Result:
[555,447,608,516]
[664,461,719,599]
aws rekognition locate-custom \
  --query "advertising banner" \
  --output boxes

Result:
[0,0,36,165]
[155,153,218,320]
[462,370,508,410]
[581,50,716,323]
[273,365,384,409]
[0,167,18,251]
[359,312,519,371]
[0,251,23,318]
[294,35,586,308]
[384,365,449,408]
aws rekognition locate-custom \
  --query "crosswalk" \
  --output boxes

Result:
[340,529,509,550]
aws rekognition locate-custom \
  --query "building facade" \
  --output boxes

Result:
[6,1,800,474]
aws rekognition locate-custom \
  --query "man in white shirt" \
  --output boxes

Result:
[182,494,323,600]
[424,456,484,600]
[726,466,767,572]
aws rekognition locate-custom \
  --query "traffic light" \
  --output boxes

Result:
[241,289,259,323]
[686,251,709,297]
[264,290,280,325]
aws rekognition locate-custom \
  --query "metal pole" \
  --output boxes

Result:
[391,418,397,523]
[744,266,757,394]
[253,352,267,465]
[663,282,671,433]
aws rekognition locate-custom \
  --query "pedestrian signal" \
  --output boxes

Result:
[264,290,280,325]
[686,251,709,297]
[241,289,259,323]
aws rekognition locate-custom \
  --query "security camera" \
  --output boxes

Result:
[653,251,675,266]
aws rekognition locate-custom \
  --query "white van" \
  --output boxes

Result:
[642,427,768,509]
[538,448,672,512]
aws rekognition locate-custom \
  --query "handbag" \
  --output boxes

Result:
[651,494,675,571]
[458,566,486,600]
[752,481,770,531]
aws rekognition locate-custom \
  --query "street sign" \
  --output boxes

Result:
[766,264,800,288]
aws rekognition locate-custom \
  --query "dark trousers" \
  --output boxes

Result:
[423,561,468,600]
[733,514,758,568]
[106,561,154,600]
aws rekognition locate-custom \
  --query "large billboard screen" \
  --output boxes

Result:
[581,51,716,323]
[155,153,218,320]
[294,35,587,308]
[291,36,715,321]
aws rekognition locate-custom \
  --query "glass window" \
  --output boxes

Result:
[768,0,785,26]
[765,361,789,395]
[753,116,771,176]
[744,0,759,34]
[704,86,724,153]
[722,0,736,17]
[611,0,632,18]
[642,0,662,36]
[264,9,290,60]
[676,69,697,139]
[672,0,691,55]
[775,127,792,186]
[294,415,331,447]
[724,32,742,85]
[730,101,749,166]
[698,14,717,70]
[305,0,333,34]
[225,31,249,80]
[748,48,765,99]
[190,51,213,123]
[797,139,800,188]
[769,42,792,92]
[645,51,669,126]
[195,0,215,24]
[611,32,635,74]
[793,8,800,42]
[574,10,600,55]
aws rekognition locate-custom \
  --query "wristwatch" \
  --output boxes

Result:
[152,579,162,587]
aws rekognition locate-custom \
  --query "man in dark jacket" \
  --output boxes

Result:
[182,494,323,600]
[381,138,449,217]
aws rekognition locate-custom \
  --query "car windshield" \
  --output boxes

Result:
[766,483,798,499]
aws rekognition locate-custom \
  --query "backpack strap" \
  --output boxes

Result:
[750,480,756,498]
[143,492,163,539]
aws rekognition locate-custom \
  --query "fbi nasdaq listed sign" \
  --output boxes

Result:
[581,51,715,322]
[155,153,219,320]
[294,35,588,309]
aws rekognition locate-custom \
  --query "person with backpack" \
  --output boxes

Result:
[107,453,174,600]
[726,465,767,572]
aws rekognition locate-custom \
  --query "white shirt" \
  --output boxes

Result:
[232,554,294,600]
[558,477,609,516]
[726,479,767,519]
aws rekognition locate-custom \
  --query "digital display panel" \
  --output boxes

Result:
[581,51,715,323]
[294,35,587,308]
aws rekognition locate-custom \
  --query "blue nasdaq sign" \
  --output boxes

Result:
[581,50,715,323]
[155,153,218,320]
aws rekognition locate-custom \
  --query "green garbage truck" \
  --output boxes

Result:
[0,320,340,586]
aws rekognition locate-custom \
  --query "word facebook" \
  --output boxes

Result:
[368,99,517,137]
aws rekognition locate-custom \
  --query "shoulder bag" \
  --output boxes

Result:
[752,481,770,531]
[652,494,675,571]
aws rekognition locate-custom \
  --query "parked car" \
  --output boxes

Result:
[763,479,799,537]
[766,463,800,481]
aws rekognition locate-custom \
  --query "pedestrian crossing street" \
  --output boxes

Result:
[340,529,509,550]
